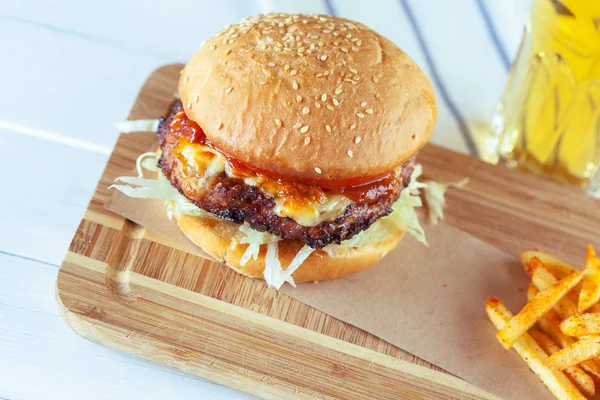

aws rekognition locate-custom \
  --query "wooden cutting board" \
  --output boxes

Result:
[57,64,600,400]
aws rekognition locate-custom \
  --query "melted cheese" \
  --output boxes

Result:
[179,143,350,226]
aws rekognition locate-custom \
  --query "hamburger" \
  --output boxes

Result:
[113,13,437,289]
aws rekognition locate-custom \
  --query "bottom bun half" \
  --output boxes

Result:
[174,212,404,283]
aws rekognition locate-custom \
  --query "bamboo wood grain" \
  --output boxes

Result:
[57,64,600,400]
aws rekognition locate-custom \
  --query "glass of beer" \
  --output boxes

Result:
[490,0,600,197]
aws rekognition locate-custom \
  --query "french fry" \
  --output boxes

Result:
[561,313,600,337]
[497,269,584,349]
[535,308,600,382]
[485,297,586,400]
[579,245,600,312]
[528,283,538,302]
[546,336,600,372]
[530,258,580,319]
[521,250,579,279]
[522,251,582,302]
[529,330,595,396]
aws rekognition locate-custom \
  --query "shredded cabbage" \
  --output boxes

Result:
[423,178,469,225]
[239,224,279,266]
[237,224,315,289]
[262,242,314,289]
[114,119,160,133]
[110,151,211,220]
[383,164,429,246]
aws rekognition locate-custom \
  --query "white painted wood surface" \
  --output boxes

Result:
[0,1,526,398]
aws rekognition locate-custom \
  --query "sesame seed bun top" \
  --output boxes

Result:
[179,13,436,181]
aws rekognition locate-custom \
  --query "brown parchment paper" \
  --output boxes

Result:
[107,189,551,400]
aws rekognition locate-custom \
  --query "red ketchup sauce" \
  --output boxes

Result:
[170,108,398,204]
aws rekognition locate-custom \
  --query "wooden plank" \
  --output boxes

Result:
[0,17,163,149]
[1,0,259,59]
[0,253,249,400]
[0,130,107,264]
[56,64,599,399]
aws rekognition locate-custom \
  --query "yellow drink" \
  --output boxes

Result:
[493,0,600,194]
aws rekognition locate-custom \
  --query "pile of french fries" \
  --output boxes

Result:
[486,245,600,400]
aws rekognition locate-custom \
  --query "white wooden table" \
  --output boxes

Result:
[0,1,526,398]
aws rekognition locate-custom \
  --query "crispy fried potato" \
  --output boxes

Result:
[546,336,600,372]
[497,269,584,349]
[485,297,586,400]
[579,246,600,312]
[529,330,595,396]
[521,250,579,279]
[522,251,582,302]
[530,258,580,319]
[535,308,600,382]
[561,313,600,337]
[528,283,539,302]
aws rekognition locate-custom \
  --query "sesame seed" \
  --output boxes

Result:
[293,81,299,89]
[218,123,224,130]
[266,37,274,42]
[293,122,302,129]
[315,167,322,174]
[315,102,321,108]
[302,107,310,115]
[259,81,267,85]
[186,103,191,109]
[225,49,232,55]
[267,62,276,67]
[372,76,379,83]
[296,95,303,102]
[194,95,199,103]
[355,136,361,143]
[357,112,365,118]
[361,101,367,107]
[315,72,323,78]
[227,39,234,44]
[211,45,217,50]
[326,104,334,111]
[304,137,310,145]
[341,47,348,53]
[325,125,332,133]
[365,108,373,115]
[320,55,327,61]
[357,40,362,46]
[225,87,233,93]
[275,119,282,127]
[300,125,309,133]
[290,69,297,76]
[335,86,343,95]
[284,64,290,71]
[333,98,339,106]
[184,76,190,83]
[347,150,353,158]
[375,93,382,101]
[350,123,357,129]
[349,67,358,74]
[321,93,327,101]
